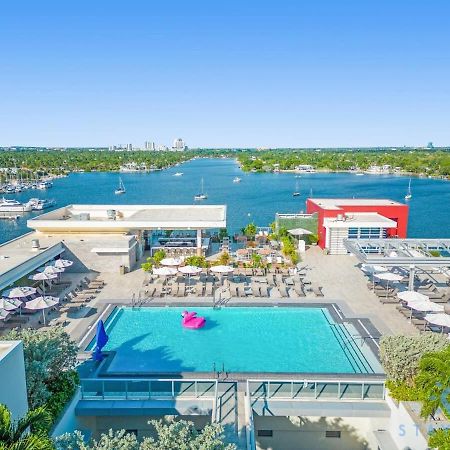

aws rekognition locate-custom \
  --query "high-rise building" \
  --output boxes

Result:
[126,143,133,151]
[172,138,186,151]
[144,141,156,151]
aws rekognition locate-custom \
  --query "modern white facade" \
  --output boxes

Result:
[0,341,28,420]
[172,138,186,151]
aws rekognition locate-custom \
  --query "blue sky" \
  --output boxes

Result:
[0,0,449,148]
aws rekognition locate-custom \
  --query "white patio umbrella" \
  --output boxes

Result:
[210,265,234,274]
[2,286,37,299]
[424,313,450,332]
[397,291,430,303]
[0,298,22,311]
[0,309,11,321]
[288,228,313,237]
[178,265,202,286]
[29,272,57,297]
[25,296,59,325]
[374,272,403,297]
[362,264,388,290]
[39,265,65,275]
[54,259,73,268]
[160,257,182,266]
[153,267,178,276]
[406,299,444,322]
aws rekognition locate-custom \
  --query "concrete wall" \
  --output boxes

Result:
[77,414,210,440]
[0,341,28,421]
[254,416,389,450]
[385,395,428,450]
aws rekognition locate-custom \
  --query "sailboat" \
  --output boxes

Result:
[194,178,208,200]
[115,177,126,195]
[293,180,300,197]
[404,178,412,200]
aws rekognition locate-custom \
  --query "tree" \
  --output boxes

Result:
[141,420,236,450]
[428,428,450,450]
[0,403,53,450]
[184,255,208,268]
[217,252,231,265]
[415,346,450,418]
[152,250,166,266]
[3,327,78,409]
[379,334,449,385]
[242,223,257,239]
[55,420,236,450]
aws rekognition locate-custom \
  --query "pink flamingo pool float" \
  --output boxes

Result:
[182,311,206,329]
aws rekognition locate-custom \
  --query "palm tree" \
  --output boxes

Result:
[415,346,450,418]
[0,404,53,450]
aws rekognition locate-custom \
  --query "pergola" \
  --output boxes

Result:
[344,238,450,290]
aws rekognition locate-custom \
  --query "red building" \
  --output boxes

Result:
[306,198,409,254]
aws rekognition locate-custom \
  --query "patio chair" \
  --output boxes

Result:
[275,274,284,286]
[293,283,305,297]
[205,282,214,296]
[153,284,163,297]
[311,283,324,297]
[145,284,156,298]
[260,284,269,297]
[176,283,185,297]
[278,284,289,298]
[229,283,238,297]
[195,282,204,296]
[251,282,261,297]
[237,284,247,297]
[266,274,275,286]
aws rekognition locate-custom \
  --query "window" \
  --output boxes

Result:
[325,431,341,438]
[257,430,273,437]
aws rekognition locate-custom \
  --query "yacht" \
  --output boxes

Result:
[28,198,56,210]
[115,177,126,195]
[0,198,32,212]
[173,172,184,177]
[194,178,208,201]
[37,181,53,190]
[292,180,300,197]
[405,178,412,200]
[233,177,241,183]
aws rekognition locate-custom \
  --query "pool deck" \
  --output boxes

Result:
[66,246,419,346]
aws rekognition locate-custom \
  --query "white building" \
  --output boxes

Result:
[0,341,28,420]
[172,138,186,151]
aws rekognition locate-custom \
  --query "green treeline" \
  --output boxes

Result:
[0,148,449,178]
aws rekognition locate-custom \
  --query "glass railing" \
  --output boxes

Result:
[247,379,385,403]
[80,378,217,401]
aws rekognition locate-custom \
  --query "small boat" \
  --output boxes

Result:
[404,178,412,200]
[28,198,56,210]
[293,181,300,197]
[173,172,184,177]
[0,198,32,212]
[194,178,208,201]
[233,177,241,183]
[115,177,126,195]
[37,181,53,190]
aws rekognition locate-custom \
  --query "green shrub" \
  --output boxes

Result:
[380,334,449,384]
[141,257,153,272]
[428,428,450,449]
[185,255,208,268]
[385,380,421,402]
[152,250,166,265]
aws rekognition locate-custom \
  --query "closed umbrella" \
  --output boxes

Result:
[0,298,22,311]
[424,313,450,332]
[160,257,182,266]
[29,272,57,297]
[93,320,109,361]
[25,296,59,325]
[54,259,73,268]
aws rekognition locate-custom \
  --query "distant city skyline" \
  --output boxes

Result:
[0,1,449,148]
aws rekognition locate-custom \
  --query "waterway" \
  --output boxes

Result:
[1,158,449,245]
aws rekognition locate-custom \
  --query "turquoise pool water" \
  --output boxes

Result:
[94,307,380,374]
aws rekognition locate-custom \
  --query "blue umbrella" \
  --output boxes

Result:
[93,320,109,362]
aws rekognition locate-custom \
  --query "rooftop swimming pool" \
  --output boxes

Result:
[90,307,382,375]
